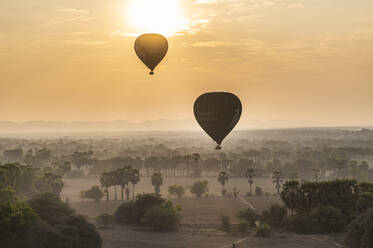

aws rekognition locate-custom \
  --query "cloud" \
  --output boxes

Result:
[62,39,106,46]
[44,8,91,26]
[192,41,238,47]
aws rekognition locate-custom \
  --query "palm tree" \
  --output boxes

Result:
[151,172,163,194]
[100,172,112,201]
[272,170,283,195]
[130,168,140,200]
[117,167,131,201]
[217,171,229,196]
[245,168,255,195]
[184,153,200,188]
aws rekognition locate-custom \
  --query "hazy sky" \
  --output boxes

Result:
[0,0,372,127]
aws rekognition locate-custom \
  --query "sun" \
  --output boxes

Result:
[127,0,189,37]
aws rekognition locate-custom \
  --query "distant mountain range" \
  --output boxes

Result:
[0,120,200,133]
[0,120,369,134]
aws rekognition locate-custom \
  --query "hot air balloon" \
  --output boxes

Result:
[194,92,242,150]
[134,33,168,75]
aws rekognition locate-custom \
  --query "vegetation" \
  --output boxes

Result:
[190,180,209,197]
[151,172,163,194]
[245,168,255,195]
[217,171,229,196]
[220,215,232,232]
[84,185,104,202]
[168,184,185,198]
[141,203,181,230]
[114,193,181,230]
[261,204,288,228]
[95,213,114,229]
[238,208,259,227]
[346,208,373,248]
[256,223,271,237]
[255,186,264,196]
[0,193,102,248]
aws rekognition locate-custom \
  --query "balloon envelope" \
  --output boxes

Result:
[194,92,242,150]
[134,34,168,75]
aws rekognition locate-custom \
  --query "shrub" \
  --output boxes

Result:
[310,205,345,233]
[133,193,166,220]
[55,215,102,248]
[221,215,231,232]
[261,204,288,227]
[221,188,227,197]
[238,208,259,227]
[190,180,208,197]
[27,193,102,248]
[114,201,137,224]
[356,192,373,214]
[114,193,180,230]
[95,213,114,228]
[140,203,181,230]
[168,185,185,198]
[288,206,345,234]
[237,221,250,233]
[346,208,373,248]
[256,223,271,237]
[287,213,315,234]
[255,186,263,196]
[85,186,104,202]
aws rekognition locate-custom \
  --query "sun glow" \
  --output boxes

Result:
[127,0,189,37]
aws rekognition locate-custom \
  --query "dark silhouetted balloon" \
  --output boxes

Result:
[134,34,168,75]
[194,92,242,150]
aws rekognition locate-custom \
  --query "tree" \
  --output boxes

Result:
[238,208,259,227]
[190,180,208,197]
[28,193,102,248]
[95,213,114,229]
[129,168,140,200]
[245,168,255,195]
[28,193,74,226]
[100,172,112,201]
[272,171,283,195]
[184,153,200,188]
[0,201,37,246]
[261,204,288,227]
[281,180,300,216]
[217,171,229,196]
[168,185,185,198]
[85,186,104,202]
[36,172,64,196]
[310,205,345,233]
[346,208,373,248]
[140,203,181,230]
[356,192,373,214]
[151,172,163,194]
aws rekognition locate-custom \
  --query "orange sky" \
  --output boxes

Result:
[0,0,373,127]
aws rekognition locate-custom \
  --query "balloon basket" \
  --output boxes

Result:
[215,145,222,150]
[149,71,154,75]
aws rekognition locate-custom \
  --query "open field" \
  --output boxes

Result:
[65,176,344,248]
[70,194,342,248]
[62,176,278,203]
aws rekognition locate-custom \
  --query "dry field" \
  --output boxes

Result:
[62,176,278,203]
[65,177,343,248]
